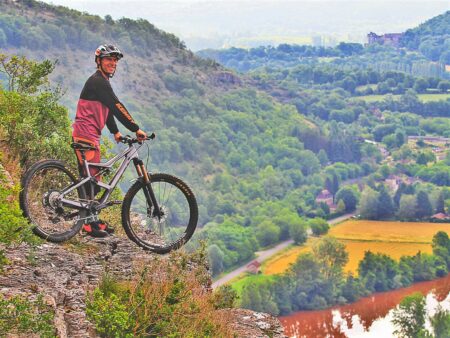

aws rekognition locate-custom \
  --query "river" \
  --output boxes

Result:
[279,274,450,338]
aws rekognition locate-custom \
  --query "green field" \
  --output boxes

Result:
[354,93,450,103]
[231,273,276,297]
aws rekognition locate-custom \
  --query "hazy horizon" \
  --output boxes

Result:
[41,0,450,50]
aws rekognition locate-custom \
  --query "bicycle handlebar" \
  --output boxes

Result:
[119,132,156,145]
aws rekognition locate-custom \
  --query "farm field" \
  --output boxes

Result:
[262,220,450,276]
[340,240,431,273]
[329,220,450,243]
[354,93,450,103]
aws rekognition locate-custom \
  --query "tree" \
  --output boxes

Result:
[359,187,380,220]
[358,251,400,292]
[398,195,418,221]
[432,231,450,270]
[312,236,348,280]
[416,191,433,219]
[309,218,329,236]
[317,149,329,166]
[207,244,225,276]
[377,185,395,219]
[416,151,435,165]
[240,283,263,312]
[395,130,406,147]
[256,220,280,247]
[437,80,450,93]
[331,174,340,201]
[289,220,308,245]
[392,293,426,338]
[0,54,55,93]
[436,192,446,214]
[336,200,346,214]
[335,186,359,212]
[413,78,428,93]
[430,306,450,338]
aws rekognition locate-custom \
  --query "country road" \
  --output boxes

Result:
[211,213,354,289]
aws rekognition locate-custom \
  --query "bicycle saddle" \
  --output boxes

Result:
[70,142,97,151]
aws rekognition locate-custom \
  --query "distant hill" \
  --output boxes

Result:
[401,10,450,63]
[0,0,234,113]
[198,10,450,77]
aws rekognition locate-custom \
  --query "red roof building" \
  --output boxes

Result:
[246,260,261,274]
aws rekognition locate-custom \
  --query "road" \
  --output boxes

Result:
[211,213,354,289]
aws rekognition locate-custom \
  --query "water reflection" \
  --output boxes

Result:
[280,274,450,338]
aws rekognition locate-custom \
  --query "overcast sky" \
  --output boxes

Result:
[41,0,450,50]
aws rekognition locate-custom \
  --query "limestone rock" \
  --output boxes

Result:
[0,236,286,337]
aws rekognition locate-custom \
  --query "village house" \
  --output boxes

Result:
[315,189,337,211]
[385,175,402,192]
[431,213,450,221]
[246,260,261,274]
[367,32,404,47]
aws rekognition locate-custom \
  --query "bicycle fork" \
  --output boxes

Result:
[133,159,161,219]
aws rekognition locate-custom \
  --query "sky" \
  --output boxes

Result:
[41,0,450,50]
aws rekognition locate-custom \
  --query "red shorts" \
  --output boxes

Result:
[72,136,101,179]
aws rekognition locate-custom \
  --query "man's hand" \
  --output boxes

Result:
[136,129,147,141]
[114,132,122,143]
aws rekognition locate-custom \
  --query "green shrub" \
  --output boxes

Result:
[0,294,55,337]
[0,54,73,167]
[212,285,238,309]
[0,173,37,250]
[86,251,233,337]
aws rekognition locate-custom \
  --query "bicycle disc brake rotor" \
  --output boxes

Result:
[42,190,66,223]
[147,205,169,227]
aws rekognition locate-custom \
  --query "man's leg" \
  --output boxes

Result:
[72,137,101,199]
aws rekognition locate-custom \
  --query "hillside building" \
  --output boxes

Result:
[315,189,337,211]
[367,32,403,47]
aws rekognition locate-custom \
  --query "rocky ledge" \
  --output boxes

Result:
[0,236,286,337]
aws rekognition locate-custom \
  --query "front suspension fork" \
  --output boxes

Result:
[133,159,161,218]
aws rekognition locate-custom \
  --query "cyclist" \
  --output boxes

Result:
[72,44,147,237]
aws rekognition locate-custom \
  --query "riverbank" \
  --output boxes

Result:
[280,273,450,337]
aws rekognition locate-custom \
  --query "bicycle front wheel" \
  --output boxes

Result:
[20,160,87,242]
[122,173,198,254]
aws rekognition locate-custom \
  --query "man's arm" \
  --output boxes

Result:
[93,76,140,133]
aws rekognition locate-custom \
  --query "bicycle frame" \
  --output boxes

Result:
[59,142,152,213]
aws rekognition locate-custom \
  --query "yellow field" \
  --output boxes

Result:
[341,240,431,273]
[329,220,450,243]
[263,220,450,275]
[264,238,315,275]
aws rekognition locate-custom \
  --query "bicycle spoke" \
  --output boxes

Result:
[21,161,87,242]
[124,174,197,253]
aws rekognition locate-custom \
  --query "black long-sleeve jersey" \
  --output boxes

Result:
[72,70,139,143]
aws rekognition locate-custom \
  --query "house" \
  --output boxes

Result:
[315,189,337,211]
[385,175,403,192]
[246,260,261,274]
[431,213,450,221]
[367,32,403,47]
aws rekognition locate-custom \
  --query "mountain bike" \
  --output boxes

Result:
[19,134,198,254]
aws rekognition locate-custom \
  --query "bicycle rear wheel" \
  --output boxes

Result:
[121,173,198,254]
[20,160,87,242]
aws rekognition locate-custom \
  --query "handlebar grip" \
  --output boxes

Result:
[118,133,155,144]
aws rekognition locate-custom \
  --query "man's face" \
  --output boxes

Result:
[99,56,119,75]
